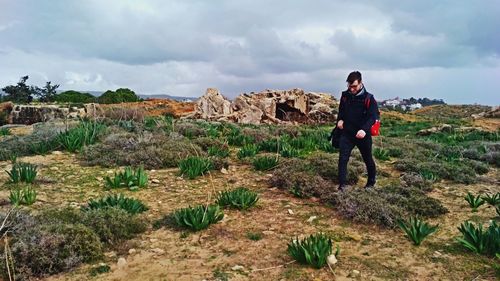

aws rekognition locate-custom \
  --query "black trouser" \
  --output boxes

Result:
[338,133,376,186]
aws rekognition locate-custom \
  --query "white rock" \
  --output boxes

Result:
[220,167,228,174]
[287,209,294,215]
[306,216,317,223]
[327,254,338,266]
[51,151,63,155]
[151,179,160,184]
[128,248,136,255]
[117,257,127,268]
[349,269,360,278]
[231,265,245,271]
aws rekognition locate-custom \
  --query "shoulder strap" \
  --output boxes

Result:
[364,93,373,109]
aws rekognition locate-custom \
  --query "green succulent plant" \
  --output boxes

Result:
[287,233,339,269]
[397,216,438,246]
[216,187,259,210]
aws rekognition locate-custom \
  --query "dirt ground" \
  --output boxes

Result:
[1,150,498,281]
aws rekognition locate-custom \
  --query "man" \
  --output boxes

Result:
[337,71,379,192]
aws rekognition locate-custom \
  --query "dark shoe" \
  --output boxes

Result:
[364,184,375,190]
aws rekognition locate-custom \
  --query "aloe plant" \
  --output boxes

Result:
[178,156,213,179]
[172,204,224,231]
[482,193,500,207]
[237,144,259,159]
[373,148,390,161]
[457,221,500,256]
[397,217,438,246]
[9,187,37,206]
[207,146,229,158]
[252,156,279,171]
[105,166,148,190]
[287,233,339,269]
[84,194,148,215]
[6,162,38,184]
[464,192,485,212]
[57,120,105,152]
[496,206,500,217]
[279,144,299,158]
[216,187,259,210]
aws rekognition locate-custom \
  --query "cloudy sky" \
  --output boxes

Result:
[1,0,499,105]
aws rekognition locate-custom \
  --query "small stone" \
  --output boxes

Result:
[287,209,294,215]
[51,151,63,155]
[69,202,79,208]
[231,265,245,271]
[220,167,228,174]
[150,238,158,243]
[117,257,127,268]
[151,248,165,255]
[327,254,338,266]
[349,270,360,278]
[50,166,59,171]
[128,249,136,255]
[151,179,160,184]
[307,216,317,223]
[106,170,114,174]
[262,230,274,235]
[433,251,442,258]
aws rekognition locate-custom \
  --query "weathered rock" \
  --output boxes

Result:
[9,104,86,125]
[187,88,338,124]
[117,257,127,268]
[417,124,453,135]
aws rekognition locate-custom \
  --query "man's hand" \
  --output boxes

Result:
[355,130,366,139]
[337,120,344,129]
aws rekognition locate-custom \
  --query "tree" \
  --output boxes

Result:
[1,76,35,104]
[97,88,140,104]
[55,90,96,103]
[36,81,60,102]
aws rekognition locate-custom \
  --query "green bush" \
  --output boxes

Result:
[258,138,280,152]
[253,155,279,171]
[172,205,224,231]
[0,127,10,136]
[208,146,230,158]
[178,156,213,179]
[55,90,96,103]
[457,221,499,256]
[84,194,149,215]
[6,162,37,183]
[464,192,485,212]
[216,187,259,210]
[237,144,259,159]
[97,88,139,104]
[57,120,106,152]
[105,166,148,190]
[9,186,37,206]
[373,148,390,161]
[397,217,438,246]
[280,144,300,158]
[287,233,338,269]
[306,152,362,185]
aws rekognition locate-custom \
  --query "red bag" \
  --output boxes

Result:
[364,96,380,136]
[371,120,381,136]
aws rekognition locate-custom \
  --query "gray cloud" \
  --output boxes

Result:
[0,0,499,105]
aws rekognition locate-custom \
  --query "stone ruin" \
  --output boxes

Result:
[188,88,338,124]
[0,102,86,125]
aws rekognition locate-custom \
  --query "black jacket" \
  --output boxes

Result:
[337,88,379,138]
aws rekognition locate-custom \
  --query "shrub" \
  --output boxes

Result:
[400,172,433,192]
[457,221,500,256]
[333,186,447,228]
[82,207,147,245]
[280,144,300,158]
[82,131,203,169]
[287,233,338,269]
[6,162,37,183]
[258,138,280,152]
[97,88,139,104]
[306,152,362,185]
[253,155,279,171]
[216,187,259,210]
[387,147,403,157]
[373,148,390,161]
[208,146,230,158]
[84,194,149,215]
[193,137,225,151]
[172,205,224,231]
[57,120,106,152]
[10,186,37,206]
[175,121,207,138]
[397,217,438,246]
[0,127,10,136]
[105,166,148,190]
[178,156,213,179]
[237,144,259,159]
[464,192,485,212]
[482,193,500,207]
[55,90,96,103]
